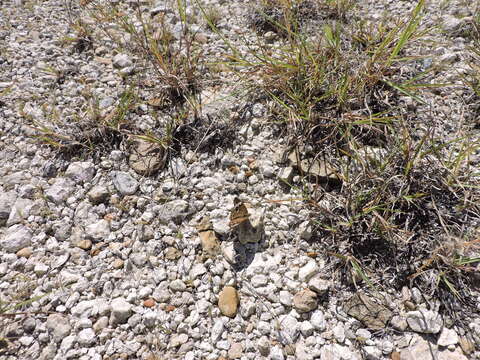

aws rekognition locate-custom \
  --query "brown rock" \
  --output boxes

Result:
[76,239,92,250]
[16,247,32,258]
[344,292,393,330]
[293,289,318,313]
[218,286,239,318]
[165,305,176,312]
[390,351,400,360]
[198,217,220,257]
[165,247,181,260]
[143,298,156,308]
[128,139,165,176]
[404,300,416,311]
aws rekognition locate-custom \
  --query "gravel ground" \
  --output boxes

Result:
[1,0,480,359]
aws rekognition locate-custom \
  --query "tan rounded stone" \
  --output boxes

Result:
[293,288,318,313]
[16,247,32,258]
[143,298,156,308]
[76,239,92,250]
[218,286,239,318]
[112,258,124,269]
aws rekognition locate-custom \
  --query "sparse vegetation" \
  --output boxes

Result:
[22,0,480,329]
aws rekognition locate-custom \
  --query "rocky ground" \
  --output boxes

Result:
[1,0,480,359]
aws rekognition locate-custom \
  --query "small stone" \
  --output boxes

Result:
[93,317,109,333]
[190,263,207,279]
[299,221,313,240]
[75,239,92,250]
[404,301,416,311]
[308,275,330,296]
[41,161,57,178]
[85,219,110,241]
[391,315,408,331]
[333,323,345,343]
[112,258,124,269]
[110,297,132,325]
[112,53,133,68]
[300,321,314,337]
[7,198,33,226]
[310,310,326,331]
[16,247,32,258]
[280,315,299,343]
[1,224,32,253]
[169,333,188,348]
[320,344,356,360]
[364,346,382,360]
[87,185,110,204]
[251,274,268,287]
[257,336,270,356]
[46,314,71,343]
[218,286,239,318]
[279,291,292,306]
[437,327,458,347]
[165,305,176,312]
[293,289,318,313]
[407,310,443,334]
[153,288,170,303]
[217,340,230,350]
[23,317,36,333]
[112,171,139,195]
[211,319,224,343]
[296,341,312,360]
[77,328,96,346]
[356,328,372,340]
[157,200,190,224]
[169,279,186,292]
[261,164,275,178]
[130,252,147,267]
[228,342,243,359]
[34,263,49,276]
[0,192,16,226]
[278,166,294,183]
[60,335,75,352]
[442,15,462,32]
[299,261,318,282]
[270,345,285,360]
[65,162,95,183]
[143,298,156,308]
[399,335,438,360]
[44,178,75,204]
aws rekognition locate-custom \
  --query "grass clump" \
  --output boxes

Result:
[33,0,212,159]
[219,0,480,322]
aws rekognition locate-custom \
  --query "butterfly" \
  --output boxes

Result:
[229,198,250,228]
